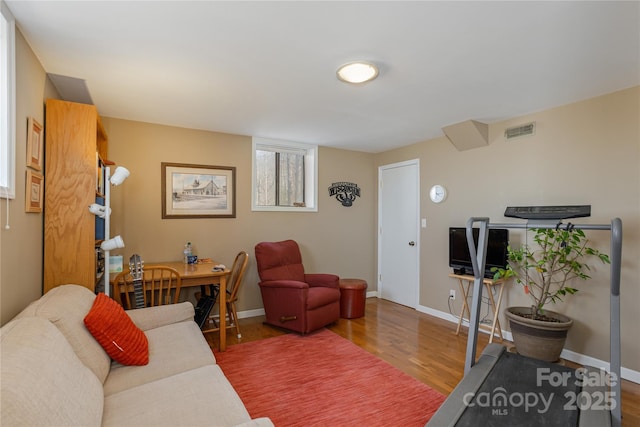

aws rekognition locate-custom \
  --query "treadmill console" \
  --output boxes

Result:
[504,205,591,220]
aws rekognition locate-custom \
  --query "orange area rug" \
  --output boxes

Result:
[215,329,445,426]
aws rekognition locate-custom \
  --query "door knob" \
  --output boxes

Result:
[409,241,415,246]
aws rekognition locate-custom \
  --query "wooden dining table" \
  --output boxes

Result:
[110,260,231,351]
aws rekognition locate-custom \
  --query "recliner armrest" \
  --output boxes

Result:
[125,301,195,331]
[305,273,340,289]
[258,280,309,289]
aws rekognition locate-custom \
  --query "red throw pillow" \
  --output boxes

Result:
[84,292,149,365]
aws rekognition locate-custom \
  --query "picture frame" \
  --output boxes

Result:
[161,162,236,219]
[25,170,44,213]
[26,116,44,171]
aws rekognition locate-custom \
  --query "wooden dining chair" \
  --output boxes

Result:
[113,265,182,310]
[201,251,249,339]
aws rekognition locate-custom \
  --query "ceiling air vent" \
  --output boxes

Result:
[505,122,535,140]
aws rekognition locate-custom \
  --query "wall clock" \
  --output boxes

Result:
[429,185,447,203]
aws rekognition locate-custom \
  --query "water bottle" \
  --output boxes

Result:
[184,242,192,264]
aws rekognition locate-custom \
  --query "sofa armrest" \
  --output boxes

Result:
[258,280,309,290]
[125,302,195,331]
[305,273,340,289]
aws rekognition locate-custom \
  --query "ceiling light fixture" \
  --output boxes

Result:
[336,61,379,84]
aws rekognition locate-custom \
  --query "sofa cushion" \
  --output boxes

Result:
[14,284,111,383]
[84,292,149,366]
[125,301,195,331]
[1,317,104,426]
[103,365,252,427]
[103,320,216,395]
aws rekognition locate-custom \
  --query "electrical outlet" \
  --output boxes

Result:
[449,289,456,300]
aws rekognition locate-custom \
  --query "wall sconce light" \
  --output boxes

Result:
[88,166,128,218]
[88,203,110,218]
[101,235,125,251]
[91,165,130,297]
[110,166,130,186]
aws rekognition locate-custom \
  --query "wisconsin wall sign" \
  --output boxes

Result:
[328,182,361,207]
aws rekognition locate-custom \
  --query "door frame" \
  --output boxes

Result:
[377,158,421,307]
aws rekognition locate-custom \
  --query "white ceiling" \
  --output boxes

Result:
[6,1,639,153]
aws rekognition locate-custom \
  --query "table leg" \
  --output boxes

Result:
[485,282,504,343]
[455,279,471,335]
[491,282,506,342]
[219,275,227,352]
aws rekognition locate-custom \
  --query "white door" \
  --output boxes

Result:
[378,159,420,308]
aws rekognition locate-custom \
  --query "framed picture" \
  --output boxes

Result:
[26,117,44,171]
[25,170,44,213]
[161,162,236,218]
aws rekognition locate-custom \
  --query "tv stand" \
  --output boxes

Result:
[453,267,494,279]
[449,273,507,343]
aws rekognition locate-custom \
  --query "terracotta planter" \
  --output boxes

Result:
[505,306,573,362]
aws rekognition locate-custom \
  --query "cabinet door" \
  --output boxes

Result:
[44,100,98,292]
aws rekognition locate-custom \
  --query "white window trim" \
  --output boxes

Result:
[0,0,16,199]
[251,137,318,212]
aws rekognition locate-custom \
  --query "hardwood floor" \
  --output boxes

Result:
[204,298,640,426]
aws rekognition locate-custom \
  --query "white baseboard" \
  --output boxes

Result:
[237,308,265,319]
[417,304,640,385]
[210,308,265,322]
[559,348,640,385]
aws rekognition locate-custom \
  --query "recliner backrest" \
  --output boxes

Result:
[255,240,305,282]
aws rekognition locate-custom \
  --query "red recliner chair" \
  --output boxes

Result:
[255,239,340,334]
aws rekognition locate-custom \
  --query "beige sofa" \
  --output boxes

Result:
[1,285,273,427]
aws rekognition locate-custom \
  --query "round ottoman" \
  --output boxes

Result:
[339,278,368,319]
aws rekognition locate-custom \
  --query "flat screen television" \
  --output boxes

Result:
[449,227,509,278]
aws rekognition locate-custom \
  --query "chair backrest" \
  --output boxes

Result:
[227,251,249,303]
[113,266,182,309]
[254,240,305,282]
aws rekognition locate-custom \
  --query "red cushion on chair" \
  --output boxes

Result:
[84,293,149,366]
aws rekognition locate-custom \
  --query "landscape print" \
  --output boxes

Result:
[171,172,228,210]
[162,163,236,218]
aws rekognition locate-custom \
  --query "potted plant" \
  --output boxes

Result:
[492,226,610,362]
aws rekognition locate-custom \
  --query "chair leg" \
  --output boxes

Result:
[208,315,219,328]
[228,302,241,339]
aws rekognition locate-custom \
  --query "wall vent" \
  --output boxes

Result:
[505,122,535,140]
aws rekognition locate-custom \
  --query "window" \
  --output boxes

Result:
[252,138,318,212]
[0,1,15,198]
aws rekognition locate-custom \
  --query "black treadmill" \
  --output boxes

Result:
[427,206,622,427]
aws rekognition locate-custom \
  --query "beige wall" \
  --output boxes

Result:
[0,30,59,324]
[3,24,638,375]
[102,118,377,313]
[375,87,640,372]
